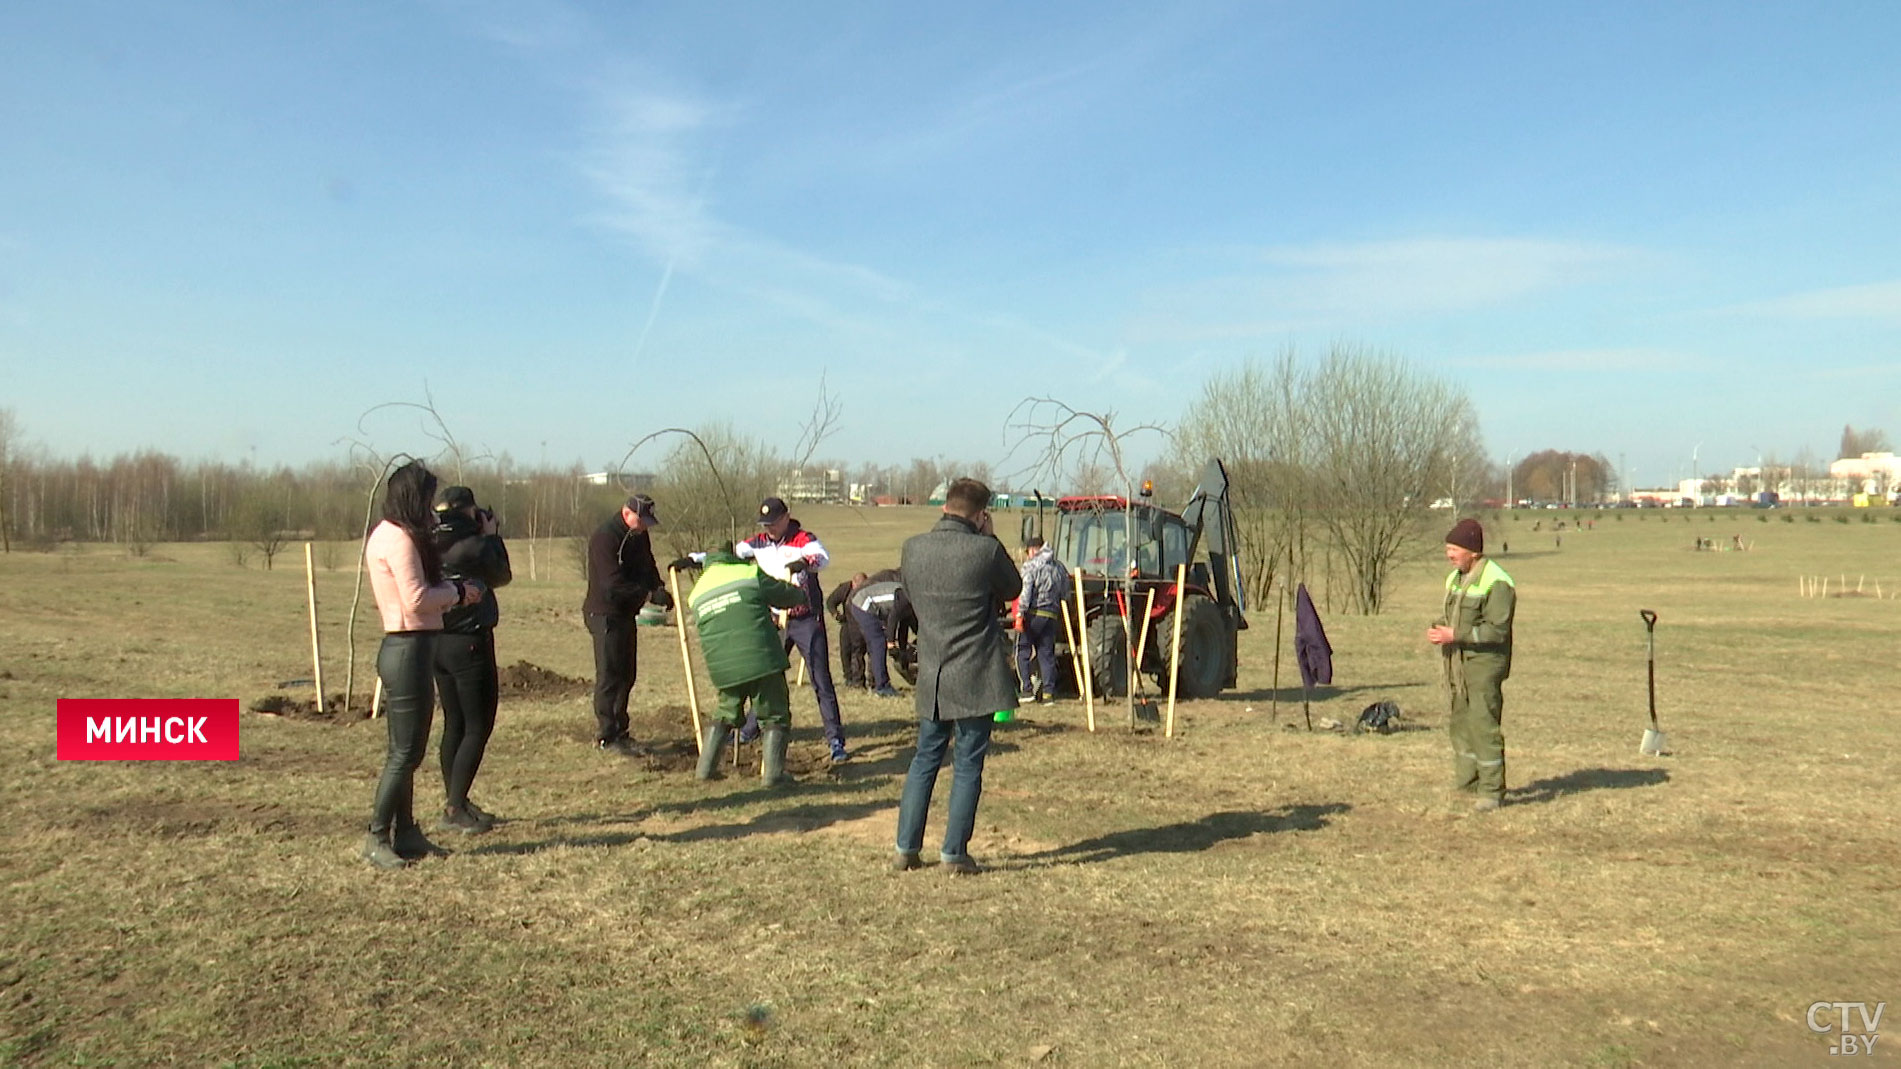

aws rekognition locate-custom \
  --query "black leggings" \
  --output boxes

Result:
[435,630,498,810]
[370,632,437,836]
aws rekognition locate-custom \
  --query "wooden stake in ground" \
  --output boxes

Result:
[1059,602,1088,711]
[1270,577,1285,723]
[667,567,703,752]
[303,543,325,711]
[1074,575,1096,732]
[1165,562,1187,738]
[1130,587,1158,715]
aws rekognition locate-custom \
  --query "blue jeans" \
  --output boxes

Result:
[1016,615,1059,696]
[849,605,891,689]
[895,715,994,861]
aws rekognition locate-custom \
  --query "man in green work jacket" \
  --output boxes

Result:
[683,543,811,785]
[1426,518,1515,812]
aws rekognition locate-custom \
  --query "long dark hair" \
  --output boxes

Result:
[380,460,444,584]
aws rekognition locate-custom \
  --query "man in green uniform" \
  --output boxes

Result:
[1426,518,1515,812]
[682,544,810,785]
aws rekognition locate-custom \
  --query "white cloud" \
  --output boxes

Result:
[1254,237,1641,317]
[1729,280,1901,323]
[1126,237,1650,347]
[1449,347,1707,373]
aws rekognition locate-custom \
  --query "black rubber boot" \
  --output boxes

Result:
[695,721,730,781]
[761,726,790,787]
[393,821,448,859]
[361,831,409,870]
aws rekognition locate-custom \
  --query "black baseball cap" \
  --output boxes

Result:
[625,494,661,528]
[757,496,789,526]
[436,485,476,512]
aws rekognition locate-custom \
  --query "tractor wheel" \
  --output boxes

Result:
[1151,597,1228,698]
[1085,614,1131,698]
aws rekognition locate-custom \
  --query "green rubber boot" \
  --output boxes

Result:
[761,726,790,787]
[696,721,730,781]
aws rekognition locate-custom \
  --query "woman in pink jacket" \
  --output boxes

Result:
[361,460,484,870]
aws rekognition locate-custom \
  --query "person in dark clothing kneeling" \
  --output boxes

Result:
[826,573,870,689]
[431,486,512,833]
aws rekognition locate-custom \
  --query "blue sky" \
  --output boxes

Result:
[2,0,1897,488]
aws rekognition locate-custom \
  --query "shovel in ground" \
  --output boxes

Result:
[1638,609,1668,755]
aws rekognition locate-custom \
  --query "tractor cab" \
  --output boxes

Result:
[1048,496,1192,581]
[1014,460,1245,699]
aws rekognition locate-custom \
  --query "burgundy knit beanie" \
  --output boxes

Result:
[1445,518,1484,554]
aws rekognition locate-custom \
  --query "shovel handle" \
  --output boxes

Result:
[1639,609,1658,631]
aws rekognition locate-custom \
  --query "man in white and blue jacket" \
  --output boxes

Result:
[1014,536,1070,704]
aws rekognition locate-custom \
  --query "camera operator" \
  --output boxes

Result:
[431,486,512,833]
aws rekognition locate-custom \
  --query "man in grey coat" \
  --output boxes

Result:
[892,477,1023,875]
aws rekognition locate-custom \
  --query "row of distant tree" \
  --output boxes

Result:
[1,378,1882,611]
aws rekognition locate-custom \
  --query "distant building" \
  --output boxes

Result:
[580,471,656,491]
[1829,452,1901,497]
[778,468,845,504]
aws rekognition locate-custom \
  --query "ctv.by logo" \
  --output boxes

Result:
[1808,1001,1884,1056]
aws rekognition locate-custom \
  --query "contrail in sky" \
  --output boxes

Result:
[629,258,674,371]
[627,157,719,370]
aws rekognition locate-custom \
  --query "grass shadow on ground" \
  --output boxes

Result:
[1016,804,1351,867]
[1225,681,1426,704]
[1507,767,1670,806]
[652,797,897,843]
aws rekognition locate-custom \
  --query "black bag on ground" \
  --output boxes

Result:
[1356,701,1401,734]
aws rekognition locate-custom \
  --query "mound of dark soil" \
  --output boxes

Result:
[249,693,351,720]
[499,660,592,699]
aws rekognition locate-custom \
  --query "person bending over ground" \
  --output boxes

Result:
[685,544,810,785]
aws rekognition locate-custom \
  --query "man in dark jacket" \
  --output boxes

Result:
[892,478,1022,875]
[825,574,869,689]
[432,486,512,831]
[686,544,810,784]
[583,494,664,755]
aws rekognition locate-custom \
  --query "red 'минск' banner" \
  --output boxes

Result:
[56,699,241,761]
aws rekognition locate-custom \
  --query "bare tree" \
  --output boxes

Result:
[0,407,16,553]
[1172,352,1312,606]
[1839,424,1891,460]
[235,489,290,570]
[335,393,487,717]
[1176,346,1482,615]
[1301,346,1482,614]
[787,372,843,472]
[628,424,783,558]
[1004,397,1171,723]
[1512,450,1614,504]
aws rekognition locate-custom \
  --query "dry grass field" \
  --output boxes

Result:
[1,505,1897,1067]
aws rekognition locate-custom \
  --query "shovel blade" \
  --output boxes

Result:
[1639,728,1668,756]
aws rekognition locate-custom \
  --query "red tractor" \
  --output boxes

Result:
[1029,458,1246,698]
